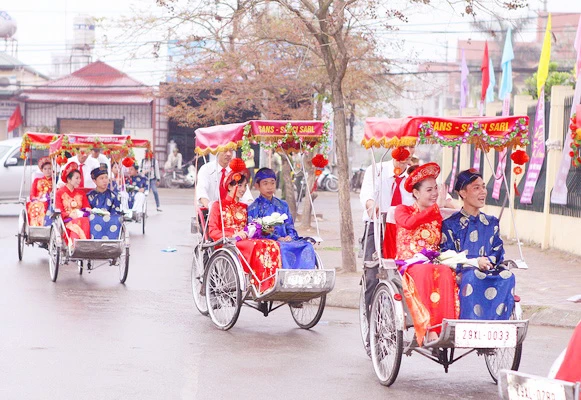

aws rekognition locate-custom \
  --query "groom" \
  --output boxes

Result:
[440,169,515,320]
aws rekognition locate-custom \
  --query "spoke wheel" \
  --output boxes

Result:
[359,279,370,357]
[48,227,60,282]
[369,284,403,387]
[289,294,326,329]
[191,245,209,316]
[118,228,129,283]
[205,252,241,330]
[484,308,523,383]
[17,209,26,261]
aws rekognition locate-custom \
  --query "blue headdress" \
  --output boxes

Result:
[254,168,277,183]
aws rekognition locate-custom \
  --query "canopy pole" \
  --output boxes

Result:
[298,152,322,239]
[480,143,525,262]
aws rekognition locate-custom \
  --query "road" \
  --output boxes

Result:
[0,190,572,400]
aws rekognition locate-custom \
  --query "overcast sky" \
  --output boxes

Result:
[3,0,579,86]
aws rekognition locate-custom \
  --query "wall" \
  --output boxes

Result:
[25,103,153,130]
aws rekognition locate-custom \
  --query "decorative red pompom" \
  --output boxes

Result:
[510,150,529,165]
[229,157,247,173]
[391,147,410,162]
[312,154,329,168]
[570,151,575,158]
[122,157,134,168]
[314,169,323,176]
[513,166,523,175]
[56,155,68,166]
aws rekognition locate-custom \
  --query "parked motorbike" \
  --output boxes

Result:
[162,161,196,188]
[317,167,338,192]
[350,166,366,192]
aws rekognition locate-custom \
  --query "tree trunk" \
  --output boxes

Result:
[330,82,356,272]
[301,94,324,229]
[281,155,297,219]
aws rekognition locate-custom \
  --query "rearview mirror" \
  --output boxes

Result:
[5,157,18,167]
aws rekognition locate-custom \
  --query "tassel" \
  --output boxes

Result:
[514,182,520,197]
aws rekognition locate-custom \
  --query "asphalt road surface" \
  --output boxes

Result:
[0,194,572,400]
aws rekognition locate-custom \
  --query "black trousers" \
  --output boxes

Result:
[362,222,379,319]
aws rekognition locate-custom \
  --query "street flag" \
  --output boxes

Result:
[521,87,546,204]
[460,49,470,109]
[537,14,552,98]
[7,105,23,132]
[481,42,490,102]
[486,58,496,103]
[498,28,514,101]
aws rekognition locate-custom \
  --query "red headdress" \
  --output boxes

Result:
[61,161,79,183]
[38,156,51,170]
[404,162,440,193]
[221,158,248,197]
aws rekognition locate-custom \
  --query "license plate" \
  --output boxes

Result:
[454,323,517,348]
[506,372,568,400]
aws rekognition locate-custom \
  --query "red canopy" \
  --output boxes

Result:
[194,120,328,156]
[49,133,133,156]
[362,115,530,151]
[20,132,59,156]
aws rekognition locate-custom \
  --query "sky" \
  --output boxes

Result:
[2,0,579,86]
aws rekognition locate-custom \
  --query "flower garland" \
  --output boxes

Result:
[569,113,581,166]
[418,118,530,149]
[241,121,331,160]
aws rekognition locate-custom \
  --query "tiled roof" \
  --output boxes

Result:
[23,92,152,105]
[43,61,148,91]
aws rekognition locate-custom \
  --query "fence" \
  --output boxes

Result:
[549,95,581,217]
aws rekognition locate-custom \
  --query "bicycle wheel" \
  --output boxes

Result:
[369,283,403,386]
[205,251,241,330]
[17,209,26,261]
[118,227,129,283]
[48,227,60,282]
[359,279,371,357]
[191,245,209,316]
[289,294,326,329]
[484,307,523,383]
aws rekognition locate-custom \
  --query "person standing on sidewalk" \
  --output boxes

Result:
[440,169,515,320]
[141,156,162,212]
[359,147,415,319]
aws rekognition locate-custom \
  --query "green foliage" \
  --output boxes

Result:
[523,62,575,100]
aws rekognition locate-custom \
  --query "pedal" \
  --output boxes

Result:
[513,259,528,269]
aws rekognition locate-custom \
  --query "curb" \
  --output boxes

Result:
[326,288,580,329]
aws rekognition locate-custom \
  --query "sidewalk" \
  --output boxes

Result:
[295,191,581,328]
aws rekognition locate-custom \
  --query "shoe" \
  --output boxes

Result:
[157,208,163,212]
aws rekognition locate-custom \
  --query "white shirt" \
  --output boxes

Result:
[61,156,100,189]
[196,160,254,206]
[359,160,414,222]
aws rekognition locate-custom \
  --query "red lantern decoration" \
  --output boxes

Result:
[314,169,323,176]
[122,157,135,168]
[229,158,247,173]
[510,150,529,165]
[312,154,329,168]
[513,166,523,175]
[391,147,410,162]
[56,155,68,166]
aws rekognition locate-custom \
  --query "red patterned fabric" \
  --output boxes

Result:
[27,177,52,226]
[208,197,282,293]
[395,203,458,343]
[55,186,91,245]
[382,175,404,259]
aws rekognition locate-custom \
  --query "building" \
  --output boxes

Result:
[19,61,165,160]
[0,52,48,139]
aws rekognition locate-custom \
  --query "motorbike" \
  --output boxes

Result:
[316,167,338,192]
[162,161,196,188]
[350,166,366,192]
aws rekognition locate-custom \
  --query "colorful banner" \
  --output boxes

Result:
[492,97,512,199]
[473,148,482,171]
[249,120,324,137]
[520,89,546,204]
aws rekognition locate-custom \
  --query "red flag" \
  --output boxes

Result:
[480,42,490,102]
[7,105,23,132]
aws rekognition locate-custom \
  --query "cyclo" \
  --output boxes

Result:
[46,133,149,283]
[190,120,335,330]
[122,138,152,235]
[358,115,530,386]
[17,132,61,261]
